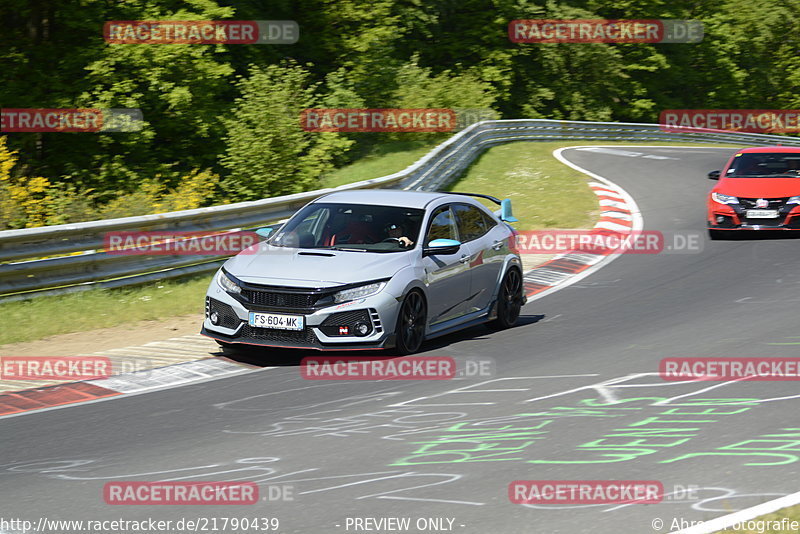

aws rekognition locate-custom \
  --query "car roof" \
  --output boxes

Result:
[737,146,800,154]
[315,189,482,209]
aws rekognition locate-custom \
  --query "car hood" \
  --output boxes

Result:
[224,243,412,287]
[715,178,800,198]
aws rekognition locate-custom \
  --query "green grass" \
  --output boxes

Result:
[0,140,735,345]
[714,504,800,533]
[321,139,441,188]
[448,141,601,230]
[0,276,210,345]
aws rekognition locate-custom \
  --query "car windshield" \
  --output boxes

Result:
[725,152,800,178]
[270,202,425,252]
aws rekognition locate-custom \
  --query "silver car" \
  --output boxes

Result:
[201,189,525,354]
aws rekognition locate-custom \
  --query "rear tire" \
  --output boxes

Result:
[393,290,427,355]
[488,268,523,330]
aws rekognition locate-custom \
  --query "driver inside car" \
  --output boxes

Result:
[385,222,414,247]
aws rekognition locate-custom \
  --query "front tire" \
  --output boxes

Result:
[488,268,523,330]
[393,290,427,355]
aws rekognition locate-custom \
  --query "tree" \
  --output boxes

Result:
[219,61,355,200]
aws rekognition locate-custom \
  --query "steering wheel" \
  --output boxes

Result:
[381,237,403,244]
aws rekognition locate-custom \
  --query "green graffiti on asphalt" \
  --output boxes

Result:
[390,421,552,466]
[662,428,800,466]
[390,398,768,466]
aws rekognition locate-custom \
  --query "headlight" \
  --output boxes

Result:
[217,270,241,294]
[788,196,800,205]
[333,282,386,303]
[711,192,739,205]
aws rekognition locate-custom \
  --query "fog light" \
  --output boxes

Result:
[353,321,371,337]
[716,216,725,223]
[210,311,220,325]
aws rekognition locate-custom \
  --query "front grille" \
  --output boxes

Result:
[239,325,319,345]
[739,197,788,209]
[742,218,784,225]
[241,289,319,309]
[207,298,241,329]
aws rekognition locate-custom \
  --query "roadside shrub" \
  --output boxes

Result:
[0,136,219,228]
[219,61,355,201]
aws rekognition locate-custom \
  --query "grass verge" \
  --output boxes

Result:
[449,141,600,230]
[0,276,209,345]
[321,139,441,188]
[0,141,735,345]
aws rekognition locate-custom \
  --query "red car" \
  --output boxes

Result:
[707,146,800,239]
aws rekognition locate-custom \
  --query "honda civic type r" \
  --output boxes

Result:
[707,147,800,238]
[201,189,526,354]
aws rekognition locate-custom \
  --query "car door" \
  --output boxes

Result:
[453,203,505,313]
[421,204,472,325]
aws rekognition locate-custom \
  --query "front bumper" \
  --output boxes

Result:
[201,284,401,350]
[708,201,800,230]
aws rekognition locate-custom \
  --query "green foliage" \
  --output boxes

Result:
[218,61,355,200]
[1,0,798,228]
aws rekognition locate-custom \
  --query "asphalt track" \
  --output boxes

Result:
[2,146,800,534]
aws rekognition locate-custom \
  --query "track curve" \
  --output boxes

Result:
[2,146,799,534]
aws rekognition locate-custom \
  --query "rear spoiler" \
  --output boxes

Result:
[444,191,518,223]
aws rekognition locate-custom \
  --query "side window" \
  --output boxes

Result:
[481,209,498,230]
[453,204,489,242]
[426,206,457,242]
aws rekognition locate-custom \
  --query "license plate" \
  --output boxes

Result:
[248,312,304,330]
[746,209,779,219]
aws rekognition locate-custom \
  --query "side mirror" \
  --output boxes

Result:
[255,227,275,238]
[423,238,461,256]
[708,170,721,180]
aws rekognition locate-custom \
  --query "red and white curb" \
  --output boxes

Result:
[0,353,261,419]
[522,147,643,301]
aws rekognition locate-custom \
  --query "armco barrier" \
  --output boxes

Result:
[2,119,799,301]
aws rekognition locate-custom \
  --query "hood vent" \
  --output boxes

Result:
[297,251,336,257]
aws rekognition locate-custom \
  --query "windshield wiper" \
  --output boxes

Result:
[330,246,368,252]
